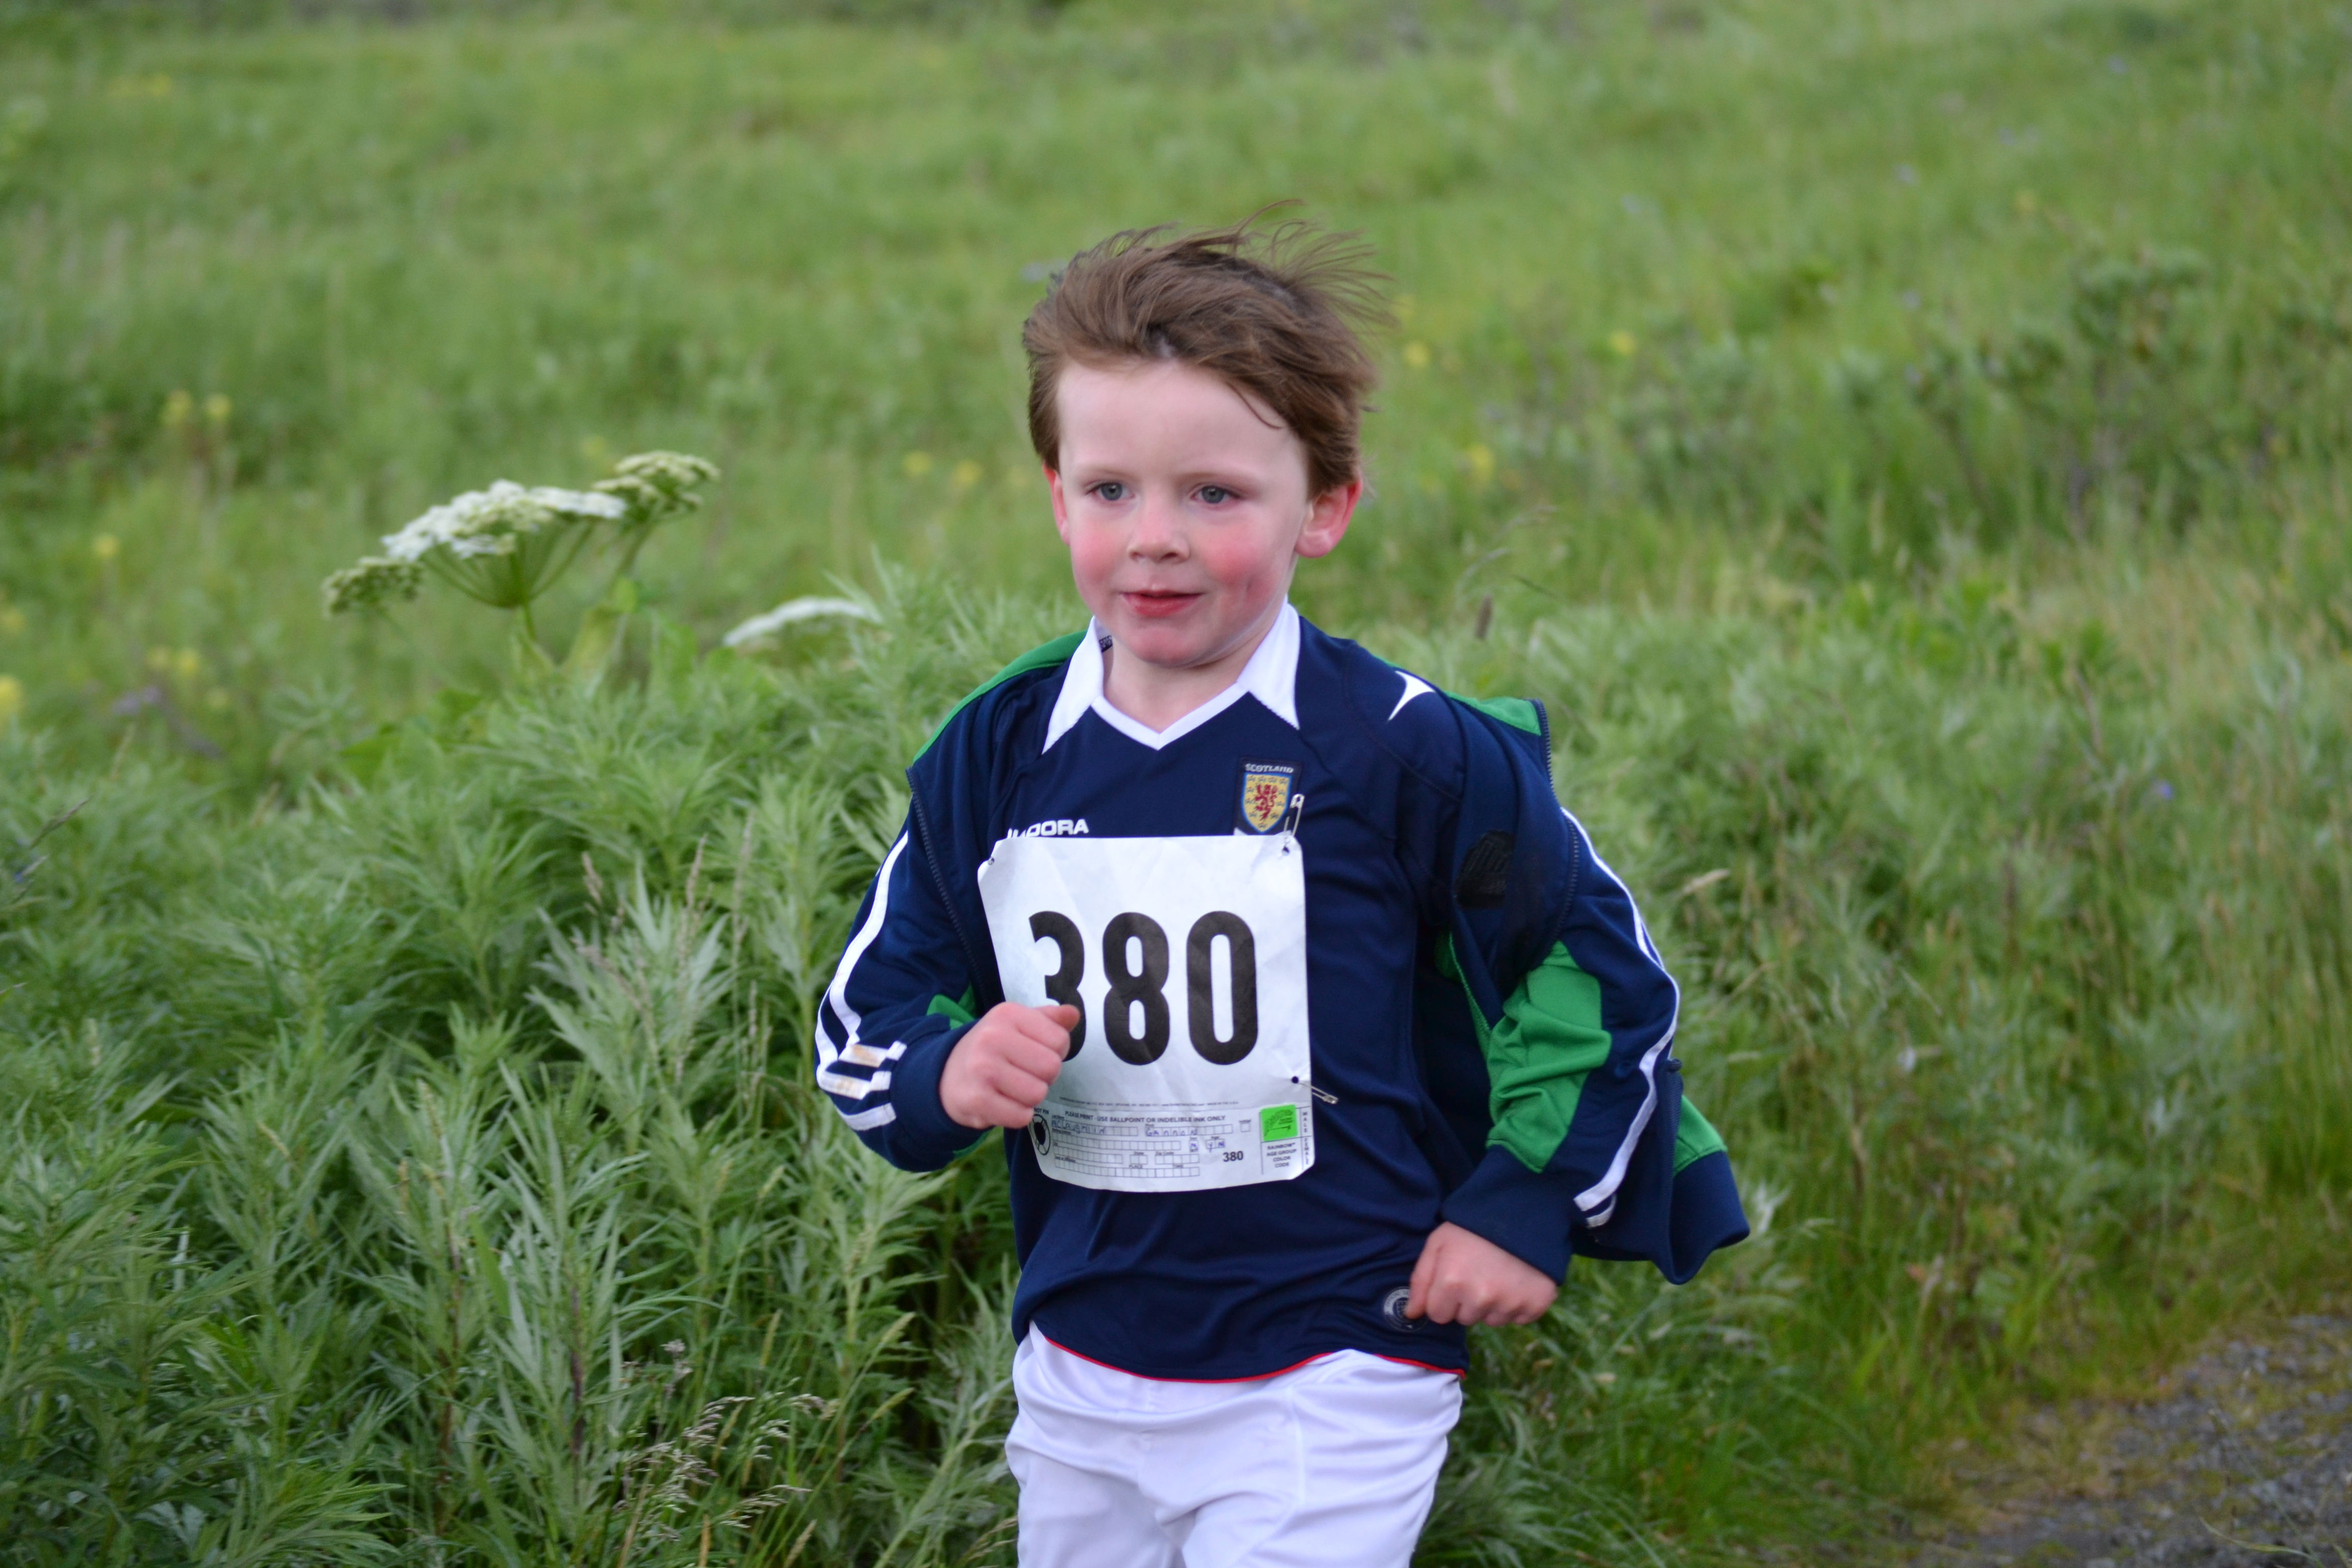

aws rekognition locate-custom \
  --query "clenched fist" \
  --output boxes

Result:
[940,1002,1080,1131]
[1405,1221,1558,1327]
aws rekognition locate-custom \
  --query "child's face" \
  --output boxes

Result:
[1048,358,1358,676]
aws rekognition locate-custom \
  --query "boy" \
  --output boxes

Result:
[818,220,1747,1566]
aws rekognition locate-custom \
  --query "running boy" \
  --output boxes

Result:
[818,220,1747,1566]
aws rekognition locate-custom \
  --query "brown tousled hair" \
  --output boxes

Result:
[1021,216,1388,498]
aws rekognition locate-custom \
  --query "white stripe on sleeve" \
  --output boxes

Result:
[816,834,914,1116]
[1560,806,1681,1222]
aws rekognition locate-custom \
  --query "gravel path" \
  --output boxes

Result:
[1910,1314,2352,1566]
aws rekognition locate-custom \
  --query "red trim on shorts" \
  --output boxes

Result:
[1368,1354,1469,1378]
[1037,1332,1332,1383]
[1036,1333,1465,1383]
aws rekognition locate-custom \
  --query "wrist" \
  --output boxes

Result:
[1439,1147,1578,1284]
[882,1022,990,1163]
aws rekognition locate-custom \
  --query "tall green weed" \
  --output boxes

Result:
[6,550,2347,1562]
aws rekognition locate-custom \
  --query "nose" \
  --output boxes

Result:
[1128,491,1187,562]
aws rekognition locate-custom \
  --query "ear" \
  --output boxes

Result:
[1046,464,1072,546]
[1296,478,1362,560]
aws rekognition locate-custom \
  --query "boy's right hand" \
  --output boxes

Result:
[940,1003,1079,1130]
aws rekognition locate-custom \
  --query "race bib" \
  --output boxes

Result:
[977,830,1314,1193]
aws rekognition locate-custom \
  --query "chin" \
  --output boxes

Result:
[1110,622,1215,666]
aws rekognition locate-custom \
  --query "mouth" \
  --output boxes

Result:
[1117,590,1203,620]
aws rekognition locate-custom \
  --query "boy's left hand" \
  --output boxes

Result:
[1405,1222,1558,1327]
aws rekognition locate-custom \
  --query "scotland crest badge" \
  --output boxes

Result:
[1236,760,1298,835]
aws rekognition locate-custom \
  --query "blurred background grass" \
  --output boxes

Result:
[2,1,2349,1564]
[4,0,2347,774]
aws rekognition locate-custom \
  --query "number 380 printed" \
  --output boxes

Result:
[1026,910,1258,1065]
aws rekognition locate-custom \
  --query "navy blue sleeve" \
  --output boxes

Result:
[1417,705,1592,1281]
[1438,804,1687,1272]
[1392,689,1738,1285]
[814,817,990,1171]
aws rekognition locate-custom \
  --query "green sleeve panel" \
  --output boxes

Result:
[921,630,1088,753]
[1674,1098,1725,1172]
[1440,936,1610,1173]
[1440,936,1724,1177]
[1449,691,1545,738]
[926,989,978,1027]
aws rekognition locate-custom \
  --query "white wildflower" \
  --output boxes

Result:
[526,485,627,519]
[325,451,715,631]
[322,557,424,616]
[382,480,622,563]
[596,452,721,528]
[378,502,458,563]
[721,597,878,649]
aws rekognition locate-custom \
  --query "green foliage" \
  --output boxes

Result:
[7,548,2351,1562]
[2,583,1060,1564]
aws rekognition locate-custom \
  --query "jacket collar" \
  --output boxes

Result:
[1043,602,1301,752]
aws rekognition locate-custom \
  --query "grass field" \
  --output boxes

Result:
[3,0,2350,1562]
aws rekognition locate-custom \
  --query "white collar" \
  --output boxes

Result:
[1043,602,1302,752]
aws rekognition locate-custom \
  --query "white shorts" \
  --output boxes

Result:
[1005,1328,1464,1568]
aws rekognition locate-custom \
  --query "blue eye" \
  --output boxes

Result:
[1199,485,1233,505]
[1093,482,1127,502]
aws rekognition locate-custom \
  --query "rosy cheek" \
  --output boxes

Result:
[1068,533,1119,589]
[1197,533,1260,590]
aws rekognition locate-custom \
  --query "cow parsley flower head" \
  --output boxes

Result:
[370,480,626,612]
[323,452,714,637]
[322,556,425,617]
[596,452,721,528]
[381,480,624,564]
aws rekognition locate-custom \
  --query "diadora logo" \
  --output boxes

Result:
[1016,818,1090,838]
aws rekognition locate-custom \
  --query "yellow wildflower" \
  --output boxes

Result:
[902,451,934,478]
[0,675,20,723]
[952,459,984,489]
[1464,444,1496,488]
[1402,342,1432,370]
[93,534,120,563]
[1607,330,1637,358]
[203,393,231,428]
[162,389,193,430]
[175,648,202,681]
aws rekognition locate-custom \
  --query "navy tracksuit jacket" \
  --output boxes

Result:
[817,606,1746,1379]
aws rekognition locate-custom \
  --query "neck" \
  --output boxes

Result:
[1100,604,1285,733]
